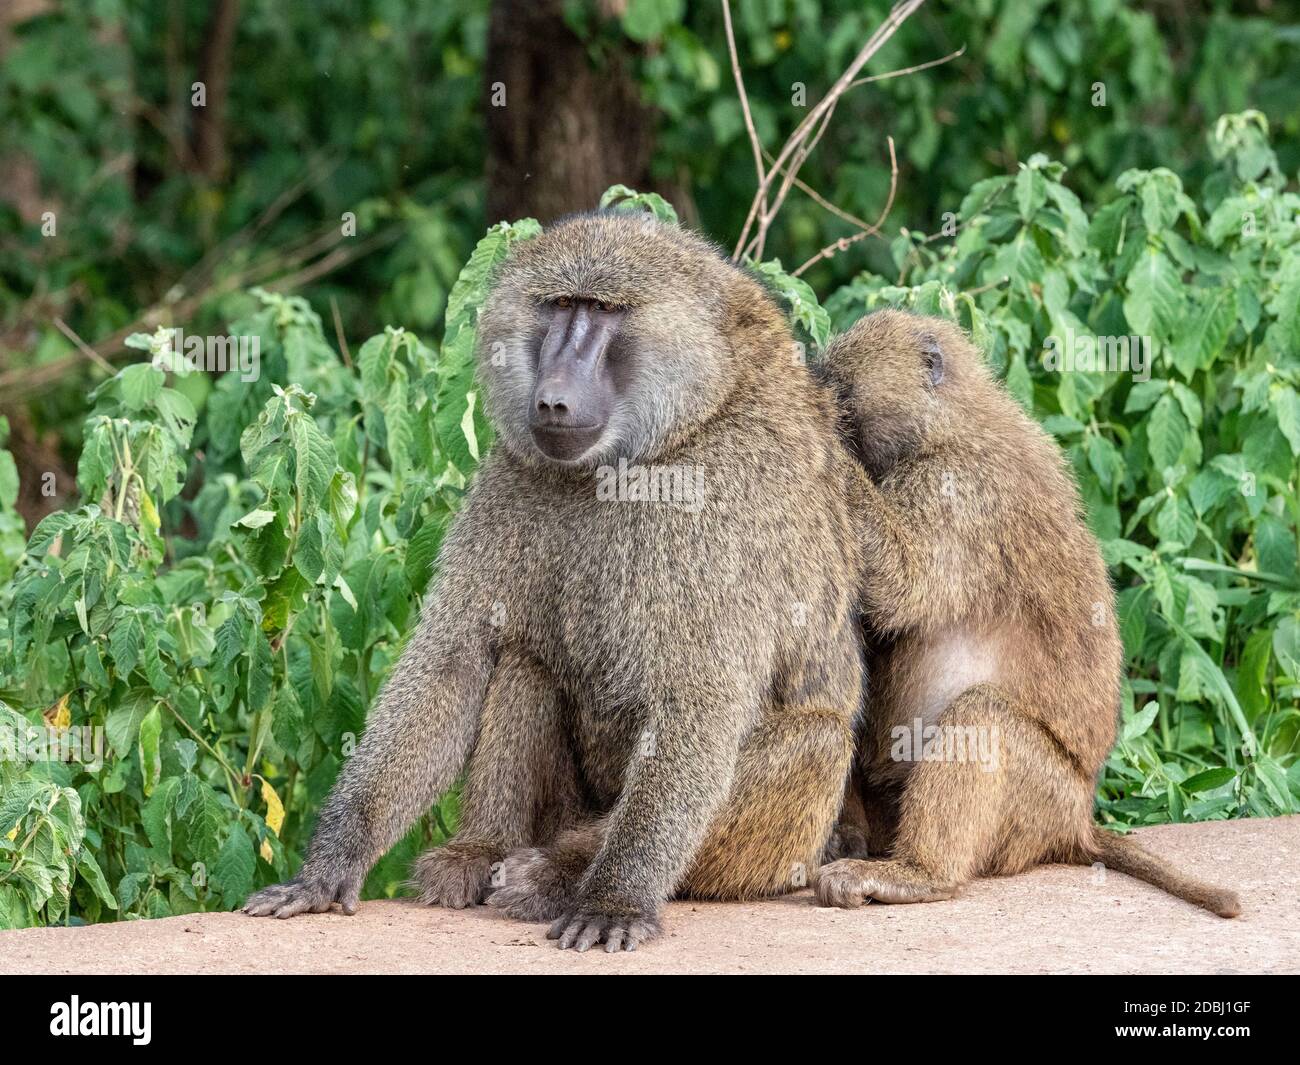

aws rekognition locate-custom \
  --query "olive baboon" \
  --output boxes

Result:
[813,309,1240,917]
[244,213,868,950]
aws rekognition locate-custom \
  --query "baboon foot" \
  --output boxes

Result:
[814,858,957,907]
[487,845,587,922]
[547,905,663,953]
[821,822,872,863]
[411,839,501,909]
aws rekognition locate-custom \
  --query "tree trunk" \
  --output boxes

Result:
[191,0,240,182]
[484,0,657,224]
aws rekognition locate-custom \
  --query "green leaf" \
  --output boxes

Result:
[1270,384,1300,456]
[620,0,685,43]
[246,627,274,711]
[599,184,679,224]
[990,227,1046,294]
[1145,394,1187,471]
[1171,287,1236,379]
[290,412,337,515]
[138,703,162,797]
[1275,616,1300,678]
[210,826,256,905]
[76,851,119,910]
[1015,165,1047,219]
[748,258,831,349]
[105,694,152,757]
[1181,767,1236,795]
[117,364,165,410]
[235,508,277,529]
[1124,246,1182,337]
[142,776,180,855]
[0,449,17,510]
[1123,701,1159,741]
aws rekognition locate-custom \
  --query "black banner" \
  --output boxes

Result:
[1,973,1291,1050]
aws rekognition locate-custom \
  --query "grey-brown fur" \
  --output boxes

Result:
[814,309,1241,918]
[245,213,868,950]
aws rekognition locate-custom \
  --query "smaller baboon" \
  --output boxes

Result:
[814,309,1241,917]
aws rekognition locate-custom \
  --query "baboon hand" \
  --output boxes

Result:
[547,900,662,953]
[243,869,362,918]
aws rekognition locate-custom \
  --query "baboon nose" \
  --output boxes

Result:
[536,392,569,415]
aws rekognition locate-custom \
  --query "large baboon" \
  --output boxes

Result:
[245,213,868,951]
[814,310,1240,917]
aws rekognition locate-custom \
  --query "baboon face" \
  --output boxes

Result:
[821,309,969,481]
[476,213,738,469]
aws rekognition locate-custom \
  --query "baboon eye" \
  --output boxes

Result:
[595,300,620,313]
[555,295,572,309]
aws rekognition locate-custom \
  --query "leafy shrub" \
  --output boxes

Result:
[0,218,537,926]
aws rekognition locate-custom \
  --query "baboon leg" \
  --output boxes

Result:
[823,769,871,862]
[413,649,580,908]
[495,706,854,918]
[492,633,860,921]
[817,684,1090,907]
[680,705,855,899]
[823,764,900,861]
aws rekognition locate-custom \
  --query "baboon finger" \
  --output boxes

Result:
[273,894,319,919]
[574,922,604,952]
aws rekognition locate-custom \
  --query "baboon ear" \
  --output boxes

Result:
[920,334,944,387]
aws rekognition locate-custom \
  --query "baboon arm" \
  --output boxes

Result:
[856,473,990,632]
[575,687,751,913]
[305,626,491,876]
[299,534,498,887]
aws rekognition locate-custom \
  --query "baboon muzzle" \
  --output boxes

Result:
[529,299,624,461]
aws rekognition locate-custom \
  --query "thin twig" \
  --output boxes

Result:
[0,224,401,403]
[763,147,875,232]
[722,0,767,229]
[52,318,117,377]
[846,44,965,90]
[174,154,338,299]
[792,137,898,277]
[963,274,1010,297]
[745,97,842,260]
[330,296,353,368]
[262,226,401,294]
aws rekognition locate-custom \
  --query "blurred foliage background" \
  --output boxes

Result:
[0,1,1297,925]
[4,0,1298,524]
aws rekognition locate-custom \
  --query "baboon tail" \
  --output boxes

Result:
[1080,827,1241,918]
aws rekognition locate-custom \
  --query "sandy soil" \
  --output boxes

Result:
[2,817,1296,974]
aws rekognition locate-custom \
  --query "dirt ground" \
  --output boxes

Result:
[2,817,1296,974]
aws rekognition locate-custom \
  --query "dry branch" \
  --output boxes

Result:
[728,0,928,263]
[0,222,400,405]
[792,137,898,277]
